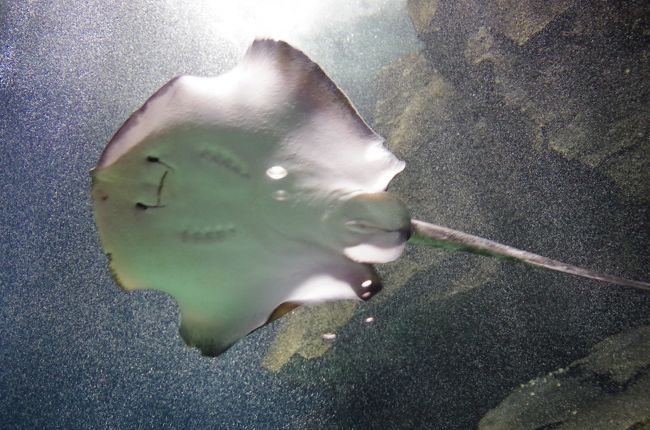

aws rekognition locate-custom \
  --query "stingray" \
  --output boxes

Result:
[91,39,650,356]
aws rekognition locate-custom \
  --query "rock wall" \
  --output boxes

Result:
[405,0,650,203]
[479,326,650,430]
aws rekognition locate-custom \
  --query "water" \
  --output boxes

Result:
[1,1,648,429]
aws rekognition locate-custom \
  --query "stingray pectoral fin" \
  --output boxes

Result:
[267,302,301,324]
[177,303,267,357]
[409,219,650,291]
[179,318,233,357]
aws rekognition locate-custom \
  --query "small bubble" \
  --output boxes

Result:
[266,165,287,180]
[364,316,375,324]
[361,279,372,288]
[321,333,337,342]
[273,190,288,201]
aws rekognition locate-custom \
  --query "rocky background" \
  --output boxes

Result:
[405,0,649,204]
[268,0,650,428]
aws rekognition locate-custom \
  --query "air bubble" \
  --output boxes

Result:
[266,165,287,180]
[273,190,289,201]
[321,333,337,342]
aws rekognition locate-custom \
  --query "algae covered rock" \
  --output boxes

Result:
[262,302,358,372]
[406,0,650,202]
[479,326,650,430]
[488,0,577,46]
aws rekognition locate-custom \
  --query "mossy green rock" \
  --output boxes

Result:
[479,326,650,430]
[406,0,650,202]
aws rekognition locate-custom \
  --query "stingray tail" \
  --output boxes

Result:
[408,219,650,291]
